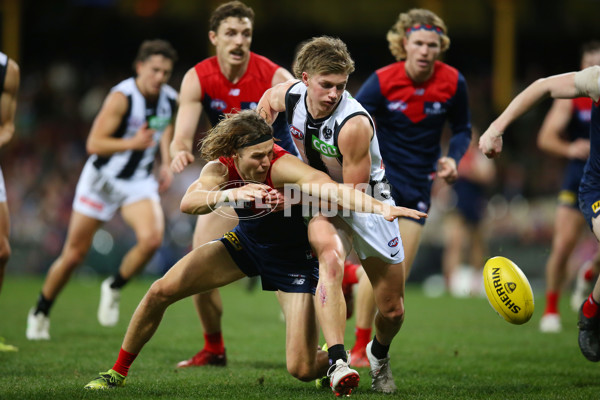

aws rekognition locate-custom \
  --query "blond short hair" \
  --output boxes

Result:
[387,8,450,61]
[293,36,355,79]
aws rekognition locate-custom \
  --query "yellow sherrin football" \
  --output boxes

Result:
[483,256,534,325]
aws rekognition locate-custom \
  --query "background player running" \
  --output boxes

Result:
[349,8,472,366]
[26,40,178,340]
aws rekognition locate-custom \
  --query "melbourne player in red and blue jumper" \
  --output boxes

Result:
[349,9,472,367]
[194,52,296,155]
[355,59,471,219]
[217,144,318,293]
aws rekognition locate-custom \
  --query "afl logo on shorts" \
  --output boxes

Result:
[290,125,304,140]
[388,237,399,248]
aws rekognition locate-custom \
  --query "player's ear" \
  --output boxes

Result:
[208,30,217,46]
[301,72,309,86]
[134,61,143,76]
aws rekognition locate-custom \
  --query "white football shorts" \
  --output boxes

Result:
[73,161,159,221]
[339,197,405,264]
[0,167,6,203]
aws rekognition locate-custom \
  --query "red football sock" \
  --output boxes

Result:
[584,268,595,281]
[544,291,559,314]
[583,294,600,318]
[343,261,359,286]
[352,327,372,352]
[204,331,225,354]
[112,347,138,377]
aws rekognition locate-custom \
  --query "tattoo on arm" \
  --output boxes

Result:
[257,106,269,121]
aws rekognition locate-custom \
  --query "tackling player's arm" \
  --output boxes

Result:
[0,58,19,148]
[537,99,589,160]
[256,80,297,125]
[170,68,203,173]
[271,67,294,86]
[480,71,583,158]
[271,154,427,221]
[86,91,156,156]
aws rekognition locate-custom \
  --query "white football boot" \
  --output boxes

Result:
[366,340,397,394]
[326,354,360,397]
[26,308,50,340]
[98,277,121,327]
[539,313,562,333]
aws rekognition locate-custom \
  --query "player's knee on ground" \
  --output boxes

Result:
[287,358,316,382]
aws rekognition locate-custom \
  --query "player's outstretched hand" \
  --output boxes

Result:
[479,124,503,158]
[171,150,195,173]
[383,205,428,222]
[437,156,458,184]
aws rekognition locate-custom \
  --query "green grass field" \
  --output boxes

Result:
[0,275,598,399]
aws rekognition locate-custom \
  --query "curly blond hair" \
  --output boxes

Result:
[386,8,450,61]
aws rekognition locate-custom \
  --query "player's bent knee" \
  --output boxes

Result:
[138,232,163,254]
[147,279,180,306]
[62,247,88,269]
[287,362,314,382]
[318,248,344,281]
[378,301,405,323]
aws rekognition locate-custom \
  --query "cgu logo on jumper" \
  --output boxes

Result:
[311,135,340,157]
[147,116,171,131]
[592,200,600,214]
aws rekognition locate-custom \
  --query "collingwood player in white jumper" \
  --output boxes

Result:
[257,36,419,395]
[26,40,178,340]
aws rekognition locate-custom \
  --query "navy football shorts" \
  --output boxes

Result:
[219,228,319,294]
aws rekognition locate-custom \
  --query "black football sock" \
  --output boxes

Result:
[110,272,129,289]
[34,292,54,316]
[370,336,390,360]
[328,344,348,365]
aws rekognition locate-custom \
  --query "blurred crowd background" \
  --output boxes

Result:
[2,0,600,291]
